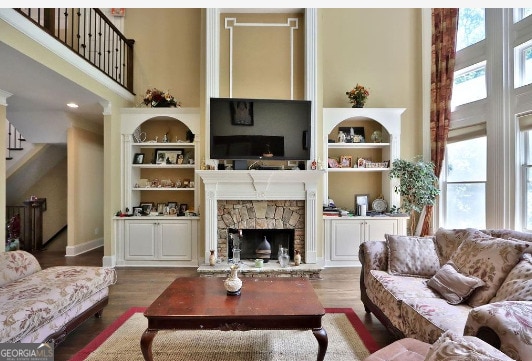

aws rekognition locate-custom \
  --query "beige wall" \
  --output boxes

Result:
[67,127,104,247]
[124,9,202,107]
[0,105,5,244]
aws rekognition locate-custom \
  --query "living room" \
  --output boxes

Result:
[1,6,532,361]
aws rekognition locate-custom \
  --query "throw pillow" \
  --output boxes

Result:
[386,234,440,278]
[434,228,490,265]
[425,330,515,361]
[426,263,485,304]
[449,237,530,307]
[490,253,532,302]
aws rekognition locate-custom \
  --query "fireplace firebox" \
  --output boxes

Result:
[229,229,295,262]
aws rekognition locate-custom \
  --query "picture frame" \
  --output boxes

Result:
[339,155,352,168]
[157,203,166,214]
[133,153,145,164]
[357,157,366,168]
[328,158,339,168]
[167,201,178,210]
[140,202,154,214]
[355,194,369,207]
[230,101,254,126]
[132,207,143,216]
[179,203,188,215]
[154,148,184,165]
[339,126,365,143]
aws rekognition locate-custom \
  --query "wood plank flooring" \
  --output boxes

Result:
[31,248,396,361]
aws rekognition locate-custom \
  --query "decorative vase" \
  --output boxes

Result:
[278,247,290,268]
[224,264,242,296]
[294,250,301,266]
[256,236,272,263]
[352,102,364,108]
[209,250,216,266]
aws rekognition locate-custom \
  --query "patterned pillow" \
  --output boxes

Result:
[425,330,515,361]
[449,237,530,307]
[490,253,532,302]
[427,263,485,304]
[434,228,490,265]
[386,234,440,278]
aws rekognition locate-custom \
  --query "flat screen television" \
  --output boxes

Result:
[210,97,311,160]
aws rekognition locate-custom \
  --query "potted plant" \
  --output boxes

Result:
[389,157,440,236]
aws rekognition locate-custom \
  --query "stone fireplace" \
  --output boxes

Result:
[197,170,322,264]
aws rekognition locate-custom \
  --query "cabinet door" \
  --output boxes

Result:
[329,220,364,262]
[158,221,192,260]
[125,221,156,260]
[365,218,399,242]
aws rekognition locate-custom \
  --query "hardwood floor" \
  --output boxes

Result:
[32,248,396,361]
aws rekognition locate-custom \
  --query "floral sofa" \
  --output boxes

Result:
[359,228,532,361]
[0,250,117,345]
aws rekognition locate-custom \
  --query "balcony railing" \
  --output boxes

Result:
[15,8,134,93]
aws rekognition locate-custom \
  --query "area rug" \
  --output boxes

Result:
[70,307,379,361]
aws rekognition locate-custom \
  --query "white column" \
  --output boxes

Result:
[0,89,13,245]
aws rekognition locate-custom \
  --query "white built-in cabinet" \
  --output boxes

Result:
[323,108,407,267]
[324,216,407,267]
[114,108,200,267]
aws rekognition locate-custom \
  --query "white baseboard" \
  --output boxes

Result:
[102,255,116,268]
[65,237,103,257]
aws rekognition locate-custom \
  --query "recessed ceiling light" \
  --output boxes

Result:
[67,102,79,108]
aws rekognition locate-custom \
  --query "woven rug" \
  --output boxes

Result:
[70,307,379,361]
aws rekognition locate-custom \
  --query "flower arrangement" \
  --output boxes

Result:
[143,88,181,108]
[346,84,370,108]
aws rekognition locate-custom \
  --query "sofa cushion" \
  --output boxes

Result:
[434,228,490,265]
[426,263,485,304]
[0,251,42,287]
[367,270,441,331]
[448,237,529,307]
[425,330,515,361]
[0,266,117,343]
[386,234,440,278]
[400,297,472,344]
[490,253,532,302]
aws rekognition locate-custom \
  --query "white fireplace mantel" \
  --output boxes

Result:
[197,170,324,264]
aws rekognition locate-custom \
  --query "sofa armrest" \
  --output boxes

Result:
[0,250,42,287]
[359,240,388,275]
[464,301,532,361]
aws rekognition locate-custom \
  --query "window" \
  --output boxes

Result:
[452,61,487,107]
[515,40,532,88]
[443,137,487,229]
[522,130,532,230]
[456,8,485,51]
[514,8,532,23]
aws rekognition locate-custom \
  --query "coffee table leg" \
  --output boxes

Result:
[140,328,158,361]
[313,327,328,361]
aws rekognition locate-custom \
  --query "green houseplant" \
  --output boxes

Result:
[389,157,440,235]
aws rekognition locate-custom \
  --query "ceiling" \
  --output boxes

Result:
[0,41,106,143]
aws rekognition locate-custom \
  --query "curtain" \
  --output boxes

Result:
[420,8,459,236]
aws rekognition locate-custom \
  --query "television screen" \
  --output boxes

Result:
[210,97,311,160]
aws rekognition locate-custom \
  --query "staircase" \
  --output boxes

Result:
[5,120,26,160]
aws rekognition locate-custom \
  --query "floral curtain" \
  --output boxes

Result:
[420,8,459,236]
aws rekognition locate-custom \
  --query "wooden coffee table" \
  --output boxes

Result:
[141,276,327,361]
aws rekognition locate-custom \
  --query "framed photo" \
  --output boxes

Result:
[167,201,178,209]
[339,126,365,143]
[357,157,366,168]
[132,207,143,216]
[339,155,352,168]
[179,203,188,215]
[154,148,184,165]
[157,203,166,214]
[140,202,154,214]
[355,194,369,207]
[328,158,339,168]
[133,153,145,164]
[230,101,254,126]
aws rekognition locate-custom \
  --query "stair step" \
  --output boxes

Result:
[8,147,23,151]
[19,138,26,141]
[6,157,13,160]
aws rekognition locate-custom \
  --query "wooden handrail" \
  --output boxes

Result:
[15,8,135,93]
